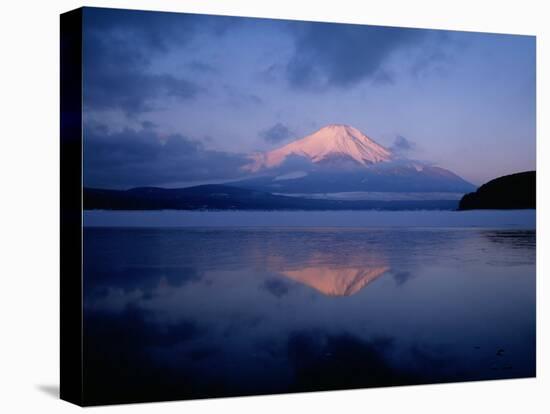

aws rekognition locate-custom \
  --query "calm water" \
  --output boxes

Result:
[83,218,536,404]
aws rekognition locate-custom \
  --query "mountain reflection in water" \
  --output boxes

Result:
[280,265,389,296]
[83,227,535,405]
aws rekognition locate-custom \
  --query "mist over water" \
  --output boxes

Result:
[84,209,535,228]
[83,220,536,404]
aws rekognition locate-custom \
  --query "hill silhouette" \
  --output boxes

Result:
[458,171,535,210]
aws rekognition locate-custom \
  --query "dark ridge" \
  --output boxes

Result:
[84,184,458,211]
[458,171,535,210]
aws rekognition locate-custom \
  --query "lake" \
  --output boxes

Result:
[82,211,536,404]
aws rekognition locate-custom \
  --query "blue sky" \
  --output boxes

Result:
[82,7,535,189]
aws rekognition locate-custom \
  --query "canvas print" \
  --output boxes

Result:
[61,6,536,406]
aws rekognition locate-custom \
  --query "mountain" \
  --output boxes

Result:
[245,124,391,171]
[84,185,459,211]
[235,124,475,195]
[458,171,536,210]
[84,124,477,211]
[233,160,475,194]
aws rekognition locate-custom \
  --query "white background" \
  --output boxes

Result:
[0,0,548,412]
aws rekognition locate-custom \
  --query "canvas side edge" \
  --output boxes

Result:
[60,7,84,407]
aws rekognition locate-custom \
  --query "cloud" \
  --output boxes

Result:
[86,305,201,348]
[285,22,427,91]
[411,49,452,78]
[83,305,206,403]
[186,61,219,74]
[85,264,203,302]
[263,277,292,298]
[82,8,239,115]
[84,63,202,114]
[83,122,248,188]
[259,63,284,83]
[393,271,416,286]
[223,85,263,107]
[390,135,416,155]
[287,331,413,390]
[260,122,295,143]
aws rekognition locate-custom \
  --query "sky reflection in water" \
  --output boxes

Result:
[83,227,535,404]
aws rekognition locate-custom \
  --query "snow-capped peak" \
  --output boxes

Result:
[245,124,392,172]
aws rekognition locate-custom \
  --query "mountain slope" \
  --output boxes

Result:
[245,124,392,172]
[238,124,475,194]
[234,160,475,194]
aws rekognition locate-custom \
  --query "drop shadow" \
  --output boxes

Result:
[37,384,59,399]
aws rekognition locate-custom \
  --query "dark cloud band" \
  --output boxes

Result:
[84,122,248,189]
[286,22,429,90]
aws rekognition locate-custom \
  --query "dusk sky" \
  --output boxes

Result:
[82,7,536,189]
